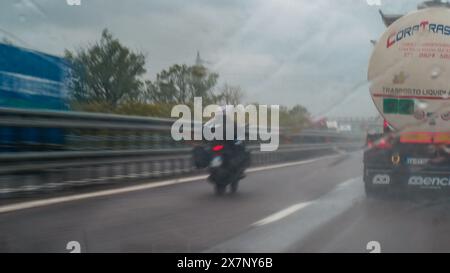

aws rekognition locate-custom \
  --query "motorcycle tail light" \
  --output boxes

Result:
[212,145,224,152]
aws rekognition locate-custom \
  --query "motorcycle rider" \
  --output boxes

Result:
[202,105,250,180]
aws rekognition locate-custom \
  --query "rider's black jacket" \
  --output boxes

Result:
[218,122,249,170]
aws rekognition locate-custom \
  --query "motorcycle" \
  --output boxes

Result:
[193,140,250,195]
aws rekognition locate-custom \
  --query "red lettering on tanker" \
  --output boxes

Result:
[391,20,450,59]
[398,42,450,59]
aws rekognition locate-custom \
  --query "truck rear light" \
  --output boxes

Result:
[383,119,392,133]
[375,138,392,149]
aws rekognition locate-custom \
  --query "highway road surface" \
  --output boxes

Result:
[1,151,450,253]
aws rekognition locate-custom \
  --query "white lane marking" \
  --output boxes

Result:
[247,157,328,173]
[252,202,313,226]
[0,175,208,214]
[251,174,359,227]
[0,154,344,214]
[4,154,343,195]
[207,177,363,252]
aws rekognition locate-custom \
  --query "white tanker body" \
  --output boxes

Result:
[364,5,450,197]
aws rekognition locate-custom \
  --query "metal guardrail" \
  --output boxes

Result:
[0,142,362,196]
[0,106,359,134]
[0,107,174,130]
[0,107,364,196]
[0,143,346,174]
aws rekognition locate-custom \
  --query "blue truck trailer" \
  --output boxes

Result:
[0,43,70,152]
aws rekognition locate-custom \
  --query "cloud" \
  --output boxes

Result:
[0,0,425,118]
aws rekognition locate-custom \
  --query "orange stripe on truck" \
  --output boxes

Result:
[434,133,450,144]
[400,132,433,143]
[399,132,450,144]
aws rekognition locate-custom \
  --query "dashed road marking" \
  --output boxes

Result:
[252,202,313,226]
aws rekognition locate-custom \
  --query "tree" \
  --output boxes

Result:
[145,63,219,106]
[65,29,146,109]
[279,104,311,129]
[1,37,14,45]
[217,83,244,105]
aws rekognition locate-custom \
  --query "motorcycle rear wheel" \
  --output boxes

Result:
[230,179,239,194]
[214,184,227,196]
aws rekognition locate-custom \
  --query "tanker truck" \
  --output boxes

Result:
[364,2,450,197]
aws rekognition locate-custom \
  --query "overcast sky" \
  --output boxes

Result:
[0,0,428,118]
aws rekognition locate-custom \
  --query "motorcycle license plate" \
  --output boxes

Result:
[210,156,223,167]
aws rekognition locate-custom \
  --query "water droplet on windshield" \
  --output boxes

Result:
[417,101,428,109]
[431,66,442,79]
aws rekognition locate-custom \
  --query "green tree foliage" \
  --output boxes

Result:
[216,83,244,105]
[65,29,146,109]
[145,63,219,106]
[64,29,312,126]
[1,37,14,45]
[246,103,311,130]
[70,101,172,117]
[279,104,311,129]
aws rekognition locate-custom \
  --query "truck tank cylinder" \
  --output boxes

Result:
[368,8,450,134]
